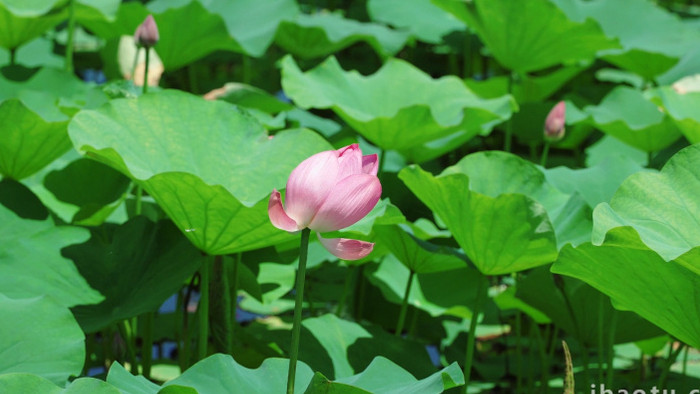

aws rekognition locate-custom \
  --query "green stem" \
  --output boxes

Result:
[463,276,486,393]
[354,265,366,322]
[559,284,591,389]
[231,253,241,332]
[242,55,252,85]
[141,312,154,379]
[463,33,472,79]
[647,151,653,168]
[532,322,549,393]
[143,47,150,94]
[377,149,387,183]
[597,297,605,384]
[515,311,522,393]
[197,257,211,361]
[504,72,515,153]
[117,320,138,374]
[682,345,689,376]
[395,270,415,336]
[606,309,618,388]
[335,265,354,316]
[9,48,16,65]
[658,342,684,388]
[135,185,143,216]
[211,255,232,354]
[65,0,76,73]
[540,142,550,167]
[286,228,311,394]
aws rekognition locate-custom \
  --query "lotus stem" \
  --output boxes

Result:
[286,228,311,394]
[540,142,550,167]
[606,308,618,388]
[504,72,515,152]
[395,270,415,336]
[143,47,150,94]
[65,0,76,73]
[335,265,354,316]
[463,276,486,393]
[658,341,684,388]
[197,256,211,361]
[117,320,138,374]
[141,311,154,379]
[515,310,522,393]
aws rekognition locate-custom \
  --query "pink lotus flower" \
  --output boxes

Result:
[544,101,566,142]
[268,144,381,260]
[135,15,159,48]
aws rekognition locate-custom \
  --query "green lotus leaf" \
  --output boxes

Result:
[517,266,662,345]
[592,144,700,268]
[161,354,314,394]
[0,204,102,307]
[399,152,561,275]
[84,0,296,69]
[274,12,409,59]
[106,362,160,394]
[62,217,202,332]
[465,66,588,105]
[0,294,85,385]
[434,0,617,74]
[552,226,700,349]
[553,0,700,79]
[306,357,464,394]
[368,0,465,44]
[68,90,332,254]
[374,225,465,274]
[0,99,70,180]
[370,253,485,319]
[281,55,514,162]
[545,156,646,209]
[0,373,122,393]
[298,314,438,379]
[652,86,700,144]
[585,134,648,167]
[75,0,119,24]
[0,0,67,50]
[585,86,681,152]
[208,82,293,114]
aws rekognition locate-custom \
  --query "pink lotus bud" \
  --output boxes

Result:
[268,143,382,260]
[544,101,566,142]
[134,15,159,48]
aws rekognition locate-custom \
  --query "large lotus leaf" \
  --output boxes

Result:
[281,55,514,162]
[399,161,558,275]
[106,362,160,394]
[298,314,436,379]
[0,374,122,394]
[466,65,588,105]
[0,294,84,385]
[585,134,648,167]
[0,0,67,50]
[552,0,700,79]
[552,226,700,349]
[306,357,464,394]
[161,354,314,394]
[517,266,662,345]
[62,217,202,332]
[585,86,681,152]
[197,0,298,57]
[370,253,486,319]
[373,225,465,274]
[368,0,465,44]
[0,204,102,307]
[207,83,293,114]
[433,0,617,74]
[43,158,130,226]
[592,144,700,268]
[545,156,646,209]
[0,99,70,180]
[275,12,409,59]
[150,0,298,67]
[68,90,332,254]
[653,86,700,144]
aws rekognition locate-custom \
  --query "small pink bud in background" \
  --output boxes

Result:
[544,101,566,142]
[268,144,382,260]
[135,15,159,48]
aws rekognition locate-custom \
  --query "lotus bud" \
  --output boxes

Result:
[134,15,159,48]
[268,143,382,260]
[544,101,566,142]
